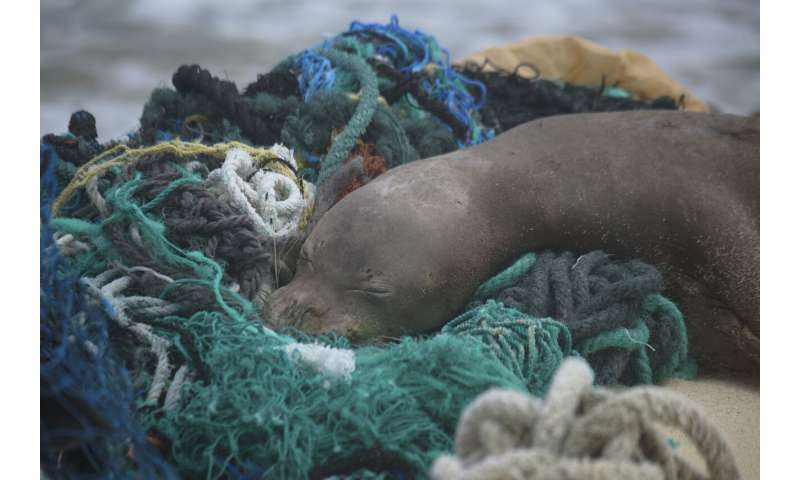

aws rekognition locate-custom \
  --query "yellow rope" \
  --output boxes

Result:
[52,140,309,217]
[299,182,315,230]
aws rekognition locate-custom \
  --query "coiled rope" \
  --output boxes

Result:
[431,357,741,480]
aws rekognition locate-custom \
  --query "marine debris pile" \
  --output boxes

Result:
[42,16,695,479]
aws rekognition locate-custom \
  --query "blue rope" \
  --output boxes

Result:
[348,14,431,73]
[344,15,493,146]
[295,50,337,102]
[40,145,177,478]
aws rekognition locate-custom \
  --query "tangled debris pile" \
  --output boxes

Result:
[41,16,693,479]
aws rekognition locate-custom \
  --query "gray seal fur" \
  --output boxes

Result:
[267,111,759,375]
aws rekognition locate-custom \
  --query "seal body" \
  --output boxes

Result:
[268,111,759,375]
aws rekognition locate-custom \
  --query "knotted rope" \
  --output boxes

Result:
[430,357,741,480]
[467,250,695,386]
[206,148,313,238]
[51,140,309,217]
[81,269,185,405]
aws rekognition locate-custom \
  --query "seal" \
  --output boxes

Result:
[267,111,759,375]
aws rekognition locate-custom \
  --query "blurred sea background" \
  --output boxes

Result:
[41,0,759,142]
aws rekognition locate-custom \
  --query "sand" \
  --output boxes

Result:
[663,376,760,479]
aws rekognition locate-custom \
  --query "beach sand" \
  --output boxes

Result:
[664,376,760,479]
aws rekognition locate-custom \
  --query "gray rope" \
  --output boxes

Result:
[430,358,740,480]
[81,269,185,405]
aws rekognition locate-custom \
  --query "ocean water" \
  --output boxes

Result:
[41,0,759,141]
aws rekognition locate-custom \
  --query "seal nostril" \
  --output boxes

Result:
[268,288,300,328]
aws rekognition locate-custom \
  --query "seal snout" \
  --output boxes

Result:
[269,278,339,331]
[268,286,309,329]
[267,278,369,337]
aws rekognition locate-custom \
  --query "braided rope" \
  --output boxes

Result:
[51,140,306,216]
[54,232,92,256]
[470,252,538,302]
[81,269,184,404]
[430,358,740,480]
[206,148,313,239]
[315,48,380,183]
[171,64,281,146]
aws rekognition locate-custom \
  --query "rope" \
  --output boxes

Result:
[430,357,741,480]
[81,270,182,403]
[206,148,312,238]
[51,140,306,216]
[283,342,356,383]
[127,168,288,299]
[471,252,537,302]
[457,61,679,134]
[40,147,178,478]
[469,250,695,386]
[315,48,379,182]
[171,64,280,146]
[442,300,572,396]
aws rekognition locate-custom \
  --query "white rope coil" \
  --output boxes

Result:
[206,147,312,239]
[430,358,741,480]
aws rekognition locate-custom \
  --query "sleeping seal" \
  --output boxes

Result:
[267,111,759,375]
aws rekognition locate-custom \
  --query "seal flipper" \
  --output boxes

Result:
[666,273,759,376]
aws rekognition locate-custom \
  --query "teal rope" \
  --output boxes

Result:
[442,300,572,396]
[465,253,695,387]
[574,297,696,384]
[471,253,537,302]
[577,319,651,357]
[316,48,380,183]
[577,319,654,383]
[52,174,263,327]
[643,294,697,381]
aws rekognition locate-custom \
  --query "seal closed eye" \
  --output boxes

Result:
[346,287,393,299]
[267,111,759,376]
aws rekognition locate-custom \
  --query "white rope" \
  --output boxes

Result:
[430,358,741,480]
[206,147,311,239]
[283,342,356,384]
[164,364,193,411]
[270,143,299,169]
[112,263,175,284]
[81,269,186,405]
[54,232,92,256]
[86,175,109,216]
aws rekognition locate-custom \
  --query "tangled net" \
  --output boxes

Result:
[41,16,697,480]
[465,251,695,388]
[456,58,680,133]
[431,357,740,479]
[135,14,677,193]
